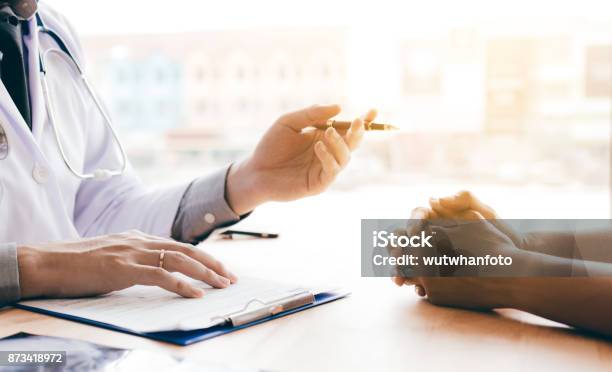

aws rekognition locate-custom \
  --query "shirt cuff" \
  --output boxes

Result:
[0,242,20,307]
[172,165,250,244]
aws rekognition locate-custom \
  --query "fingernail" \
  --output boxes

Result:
[228,272,238,283]
[325,127,335,139]
[414,285,426,297]
[316,141,325,151]
[220,277,231,287]
[193,288,205,297]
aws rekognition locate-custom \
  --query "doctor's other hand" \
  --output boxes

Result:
[17,231,237,300]
[226,104,376,215]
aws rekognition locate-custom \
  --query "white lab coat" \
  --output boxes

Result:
[0,4,188,245]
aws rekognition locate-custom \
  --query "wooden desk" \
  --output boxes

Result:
[1,192,611,371]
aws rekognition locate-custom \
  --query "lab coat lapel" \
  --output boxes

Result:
[23,14,46,142]
[0,81,37,150]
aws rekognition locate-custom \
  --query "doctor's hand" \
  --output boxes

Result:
[225,104,376,215]
[17,231,237,300]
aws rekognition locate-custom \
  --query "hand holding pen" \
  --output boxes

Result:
[225,105,395,217]
[221,116,395,242]
[312,119,398,132]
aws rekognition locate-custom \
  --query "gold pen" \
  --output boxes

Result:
[312,119,398,131]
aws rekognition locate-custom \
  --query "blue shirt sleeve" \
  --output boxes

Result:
[0,242,20,307]
[171,165,250,244]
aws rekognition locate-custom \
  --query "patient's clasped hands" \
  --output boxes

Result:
[392,191,529,310]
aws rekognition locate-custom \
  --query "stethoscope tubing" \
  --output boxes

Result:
[35,13,128,180]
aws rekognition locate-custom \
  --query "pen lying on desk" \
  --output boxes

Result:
[312,119,399,131]
[220,230,279,239]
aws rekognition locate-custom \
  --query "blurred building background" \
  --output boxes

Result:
[80,22,611,193]
[83,29,347,173]
[38,0,611,219]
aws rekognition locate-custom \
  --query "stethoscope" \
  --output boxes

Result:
[35,13,127,180]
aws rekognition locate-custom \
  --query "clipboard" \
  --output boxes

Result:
[15,290,348,346]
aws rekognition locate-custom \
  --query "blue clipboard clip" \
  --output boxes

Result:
[211,291,316,327]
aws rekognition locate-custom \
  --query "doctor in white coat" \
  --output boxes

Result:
[0,1,375,304]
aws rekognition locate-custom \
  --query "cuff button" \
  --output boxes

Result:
[204,213,216,224]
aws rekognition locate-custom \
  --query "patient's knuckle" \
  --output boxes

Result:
[458,190,472,199]
[463,210,480,220]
